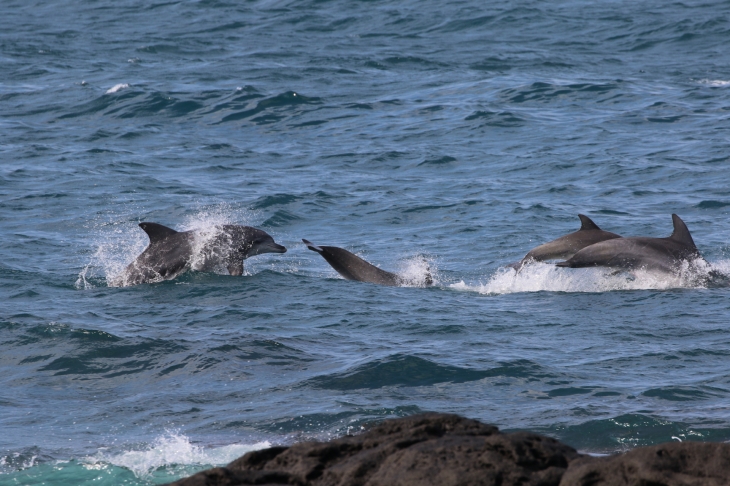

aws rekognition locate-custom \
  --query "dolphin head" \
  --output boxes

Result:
[223,226,287,259]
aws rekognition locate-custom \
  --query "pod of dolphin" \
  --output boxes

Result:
[117,213,709,287]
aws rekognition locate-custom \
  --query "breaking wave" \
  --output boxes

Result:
[83,432,270,480]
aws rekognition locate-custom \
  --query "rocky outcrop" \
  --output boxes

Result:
[561,441,730,486]
[167,413,730,486]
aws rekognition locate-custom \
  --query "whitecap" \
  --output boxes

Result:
[105,83,129,94]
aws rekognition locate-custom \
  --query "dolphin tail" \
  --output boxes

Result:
[555,260,571,267]
[302,239,324,252]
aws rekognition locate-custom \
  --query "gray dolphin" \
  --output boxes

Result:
[115,222,286,286]
[508,214,621,271]
[303,239,432,287]
[556,214,702,274]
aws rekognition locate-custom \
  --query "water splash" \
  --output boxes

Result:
[83,432,270,479]
[0,449,41,472]
[452,259,730,295]
[76,220,148,289]
[397,255,437,287]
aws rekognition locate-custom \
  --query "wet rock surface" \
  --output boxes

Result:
[167,413,730,486]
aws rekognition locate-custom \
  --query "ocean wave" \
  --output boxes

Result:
[697,79,730,87]
[541,413,730,454]
[307,354,552,390]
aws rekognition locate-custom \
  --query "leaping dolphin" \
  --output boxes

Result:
[556,214,703,274]
[508,214,621,271]
[303,239,432,287]
[114,222,286,286]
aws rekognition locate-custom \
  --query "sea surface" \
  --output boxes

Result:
[2,0,730,484]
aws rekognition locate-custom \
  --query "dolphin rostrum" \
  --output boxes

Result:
[114,222,286,286]
[303,239,432,287]
[556,214,703,274]
[509,214,621,271]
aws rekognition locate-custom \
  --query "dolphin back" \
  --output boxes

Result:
[512,214,621,271]
[303,239,401,286]
[556,214,703,273]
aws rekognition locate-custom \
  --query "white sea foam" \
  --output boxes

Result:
[697,79,730,87]
[397,255,438,287]
[83,432,270,479]
[105,83,129,94]
[451,259,728,295]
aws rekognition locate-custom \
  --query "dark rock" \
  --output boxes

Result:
[167,413,581,486]
[166,413,730,486]
[560,441,730,486]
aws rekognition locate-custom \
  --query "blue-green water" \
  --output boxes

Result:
[3,0,730,484]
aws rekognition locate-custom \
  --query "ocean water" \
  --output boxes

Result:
[3,0,730,484]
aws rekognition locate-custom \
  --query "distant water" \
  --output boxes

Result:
[3,0,730,484]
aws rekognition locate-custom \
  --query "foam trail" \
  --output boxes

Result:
[84,433,270,479]
[452,260,730,295]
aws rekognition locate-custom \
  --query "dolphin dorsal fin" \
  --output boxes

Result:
[139,222,178,243]
[669,214,696,248]
[578,214,601,231]
[302,239,323,252]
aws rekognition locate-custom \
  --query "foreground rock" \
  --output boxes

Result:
[167,413,730,486]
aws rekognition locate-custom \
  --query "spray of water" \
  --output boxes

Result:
[451,259,730,295]
[396,255,438,287]
[83,432,270,479]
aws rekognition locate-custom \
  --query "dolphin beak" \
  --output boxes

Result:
[263,242,287,254]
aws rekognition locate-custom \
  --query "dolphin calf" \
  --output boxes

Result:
[556,214,702,274]
[115,222,286,286]
[303,239,432,287]
[509,214,621,271]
